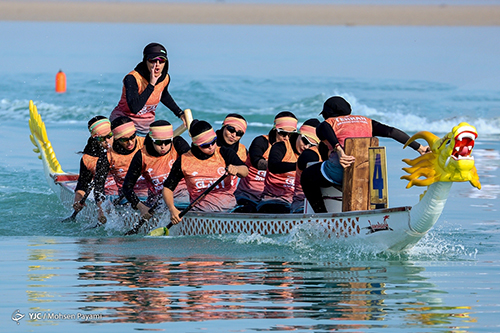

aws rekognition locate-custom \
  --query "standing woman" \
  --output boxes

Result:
[72,116,113,224]
[122,120,190,220]
[163,120,249,225]
[234,112,291,213]
[110,42,187,136]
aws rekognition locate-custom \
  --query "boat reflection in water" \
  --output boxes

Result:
[22,237,475,330]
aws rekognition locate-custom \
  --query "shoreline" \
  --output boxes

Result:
[1,1,500,26]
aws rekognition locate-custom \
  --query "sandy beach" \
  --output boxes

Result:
[1,1,500,26]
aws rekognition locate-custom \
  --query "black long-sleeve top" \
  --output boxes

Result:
[163,145,246,192]
[123,74,184,117]
[247,130,279,169]
[296,148,321,171]
[316,118,421,152]
[122,136,190,208]
[74,138,109,204]
[122,61,184,118]
[248,135,270,169]
[267,133,300,174]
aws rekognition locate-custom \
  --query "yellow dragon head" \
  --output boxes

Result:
[401,122,481,189]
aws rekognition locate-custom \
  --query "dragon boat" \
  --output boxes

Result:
[29,100,481,252]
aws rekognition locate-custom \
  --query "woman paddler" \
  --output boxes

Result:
[257,112,319,213]
[291,119,325,213]
[107,116,146,205]
[110,42,187,136]
[122,120,190,221]
[216,113,248,195]
[234,112,293,213]
[72,116,113,224]
[163,120,249,225]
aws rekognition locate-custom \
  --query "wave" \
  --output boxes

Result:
[2,74,499,138]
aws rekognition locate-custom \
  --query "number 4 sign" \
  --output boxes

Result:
[369,147,388,209]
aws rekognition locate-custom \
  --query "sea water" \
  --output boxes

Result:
[0,19,499,332]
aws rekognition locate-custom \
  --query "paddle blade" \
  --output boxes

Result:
[61,215,76,223]
[61,211,78,223]
[147,226,170,236]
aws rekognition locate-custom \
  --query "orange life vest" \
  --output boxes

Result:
[181,147,235,212]
[140,144,184,197]
[82,154,118,196]
[82,154,98,175]
[108,137,147,197]
[235,135,270,202]
[324,115,372,151]
[111,71,170,134]
[260,140,298,204]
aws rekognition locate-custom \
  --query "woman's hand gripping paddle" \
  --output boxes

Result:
[61,182,93,223]
[148,171,229,236]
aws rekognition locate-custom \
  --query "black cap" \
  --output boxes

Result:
[143,42,167,61]
[320,96,352,119]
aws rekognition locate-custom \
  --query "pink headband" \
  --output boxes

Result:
[299,124,320,144]
[192,128,217,146]
[113,122,136,139]
[149,124,173,140]
[274,116,297,132]
[89,119,111,138]
[223,117,247,133]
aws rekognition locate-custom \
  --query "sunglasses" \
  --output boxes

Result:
[276,129,294,137]
[118,132,137,143]
[225,125,244,137]
[199,137,217,149]
[95,132,113,142]
[301,135,318,147]
[148,57,167,64]
[153,139,172,146]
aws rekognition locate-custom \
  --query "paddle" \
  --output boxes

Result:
[61,182,93,223]
[148,171,229,236]
[124,207,154,236]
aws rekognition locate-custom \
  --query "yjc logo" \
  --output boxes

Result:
[12,309,25,325]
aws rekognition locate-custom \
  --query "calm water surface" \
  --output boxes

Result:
[3,235,499,332]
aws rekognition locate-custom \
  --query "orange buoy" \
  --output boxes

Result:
[55,70,66,93]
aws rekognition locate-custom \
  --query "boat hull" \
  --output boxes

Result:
[167,206,419,251]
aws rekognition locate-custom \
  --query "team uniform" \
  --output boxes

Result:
[164,146,246,212]
[123,136,190,210]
